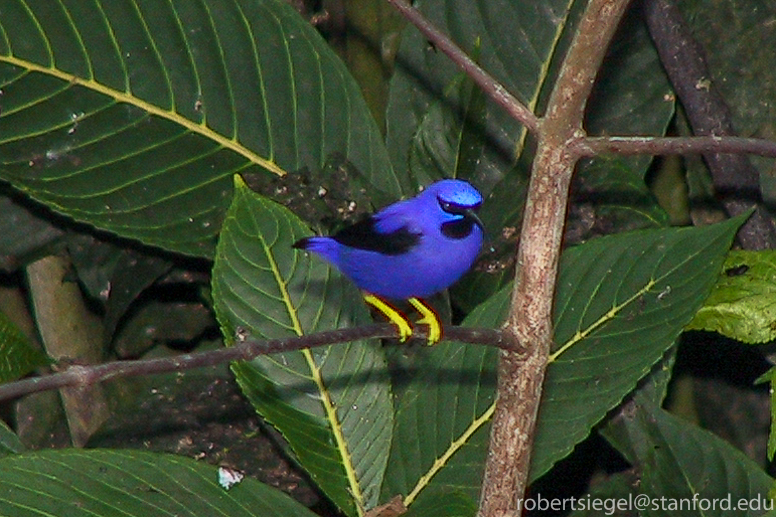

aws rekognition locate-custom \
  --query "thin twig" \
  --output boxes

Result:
[0,324,509,402]
[574,135,776,159]
[384,0,539,133]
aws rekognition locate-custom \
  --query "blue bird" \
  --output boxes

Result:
[293,179,484,344]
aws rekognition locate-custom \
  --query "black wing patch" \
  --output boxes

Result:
[441,218,477,240]
[332,216,421,255]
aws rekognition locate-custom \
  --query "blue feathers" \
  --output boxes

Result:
[293,179,484,300]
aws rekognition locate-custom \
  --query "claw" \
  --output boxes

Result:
[408,298,442,345]
[364,294,413,342]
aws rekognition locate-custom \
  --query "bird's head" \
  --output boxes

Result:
[422,180,484,238]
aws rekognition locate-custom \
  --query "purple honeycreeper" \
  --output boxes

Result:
[293,179,484,343]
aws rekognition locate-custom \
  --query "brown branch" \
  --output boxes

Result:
[644,0,776,250]
[383,0,539,133]
[0,324,510,403]
[382,0,776,514]
[477,0,633,515]
[574,135,776,159]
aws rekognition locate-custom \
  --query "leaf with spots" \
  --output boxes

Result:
[688,250,776,344]
[212,176,392,517]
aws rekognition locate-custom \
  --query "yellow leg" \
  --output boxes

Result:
[364,294,413,342]
[408,298,442,345]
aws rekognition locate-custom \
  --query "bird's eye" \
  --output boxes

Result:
[438,196,481,216]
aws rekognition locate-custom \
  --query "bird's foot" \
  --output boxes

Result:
[408,298,442,345]
[364,294,413,342]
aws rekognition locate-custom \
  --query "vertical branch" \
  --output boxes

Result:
[478,0,633,515]
[26,254,109,447]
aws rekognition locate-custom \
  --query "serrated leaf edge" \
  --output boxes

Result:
[551,222,738,364]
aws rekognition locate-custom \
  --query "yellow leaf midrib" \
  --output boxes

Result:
[253,192,364,516]
[0,55,286,177]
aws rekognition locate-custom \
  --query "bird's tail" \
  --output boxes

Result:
[292,236,313,250]
[292,236,339,261]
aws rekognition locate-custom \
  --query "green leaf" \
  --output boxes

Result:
[580,13,674,230]
[575,155,669,231]
[566,471,641,517]
[0,449,319,516]
[564,12,675,235]
[0,420,24,457]
[211,176,392,516]
[448,168,528,314]
[0,0,398,257]
[64,235,174,346]
[567,354,678,517]
[584,10,675,153]
[384,217,744,507]
[99,250,174,347]
[756,367,776,462]
[534,215,745,480]
[603,402,772,516]
[687,250,776,344]
[0,310,49,382]
[382,292,504,506]
[385,0,578,193]
[452,10,674,310]
[408,61,488,186]
[402,490,478,517]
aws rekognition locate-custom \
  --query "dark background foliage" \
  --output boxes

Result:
[0,0,774,515]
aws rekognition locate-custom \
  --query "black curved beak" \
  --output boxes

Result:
[465,208,484,231]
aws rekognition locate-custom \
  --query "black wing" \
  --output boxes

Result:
[332,216,420,256]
